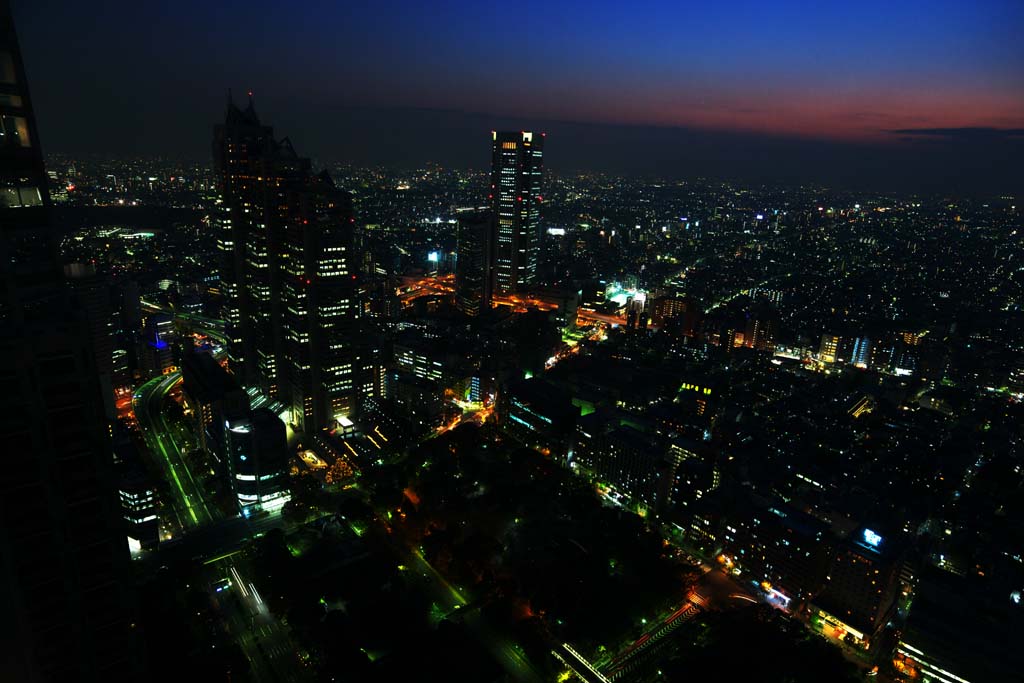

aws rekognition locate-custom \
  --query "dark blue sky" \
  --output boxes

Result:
[12,0,1024,192]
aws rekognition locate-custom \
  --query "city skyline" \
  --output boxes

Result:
[9,0,1024,193]
[2,2,1021,682]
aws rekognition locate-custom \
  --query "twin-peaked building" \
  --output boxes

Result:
[213,98,381,432]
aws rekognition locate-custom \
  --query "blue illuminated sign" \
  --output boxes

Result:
[862,529,883,548]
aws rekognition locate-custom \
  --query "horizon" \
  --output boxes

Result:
[12,0,1024,194]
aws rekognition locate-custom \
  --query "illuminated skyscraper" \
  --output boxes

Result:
[0,3,142,678]
[214,104,375,431]
[489,131,544,294]
[213,94,309,396]
[281,172,365,430]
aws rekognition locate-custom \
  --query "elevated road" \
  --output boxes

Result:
[554,643,612,683]
[603,597,704,680]
[133,371,213,530]
[139,297,227,330]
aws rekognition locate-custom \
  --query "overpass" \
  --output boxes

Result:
[140,297,227,330]
[603,593,706,680]
[553,643,612,683]
[133,371,214,530]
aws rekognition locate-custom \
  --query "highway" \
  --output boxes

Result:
[133,371,214,529]
[131,298,226,532]
[576,308,628,327]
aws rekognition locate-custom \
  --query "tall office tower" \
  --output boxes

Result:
[455,210,494,315]
[213,95,310,397]
[489,131,544,294]
[214,102,374,431]
[281,172,362,431]
[0,3,142,679]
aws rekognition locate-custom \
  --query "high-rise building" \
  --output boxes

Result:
[281,172,364,430]
[812,527,904,648]
[455,210,494,315]
[489,131,544,294]
[721,500,832,607]
[214,100,374,431]
[213,94,309,397]
[574,418,665,511]
[0,3,142,678]
[850,336,872,367]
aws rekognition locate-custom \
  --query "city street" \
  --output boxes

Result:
[205,552,313,682]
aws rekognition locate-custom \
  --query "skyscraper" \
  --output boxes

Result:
[490,131,544,294]
[281,172,363,430]
[213,94,309,397]
[214,101,374,431]
[0,3,142,678]
[454,210,494,316]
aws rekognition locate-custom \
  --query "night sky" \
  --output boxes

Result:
[12,0,1024,192]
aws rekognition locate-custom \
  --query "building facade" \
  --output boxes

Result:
[455,210,494,315]
[225,408,290,513]
[490,131,544,294]
[214,101,376,432]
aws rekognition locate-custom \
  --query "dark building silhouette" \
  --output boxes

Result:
[490,131,544,294]
[650,295,700,335]
[111,429,160,551]
[0,3,142,678]
[455,210,494,316]
[64,262,118,418]
[500,377,579,458]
